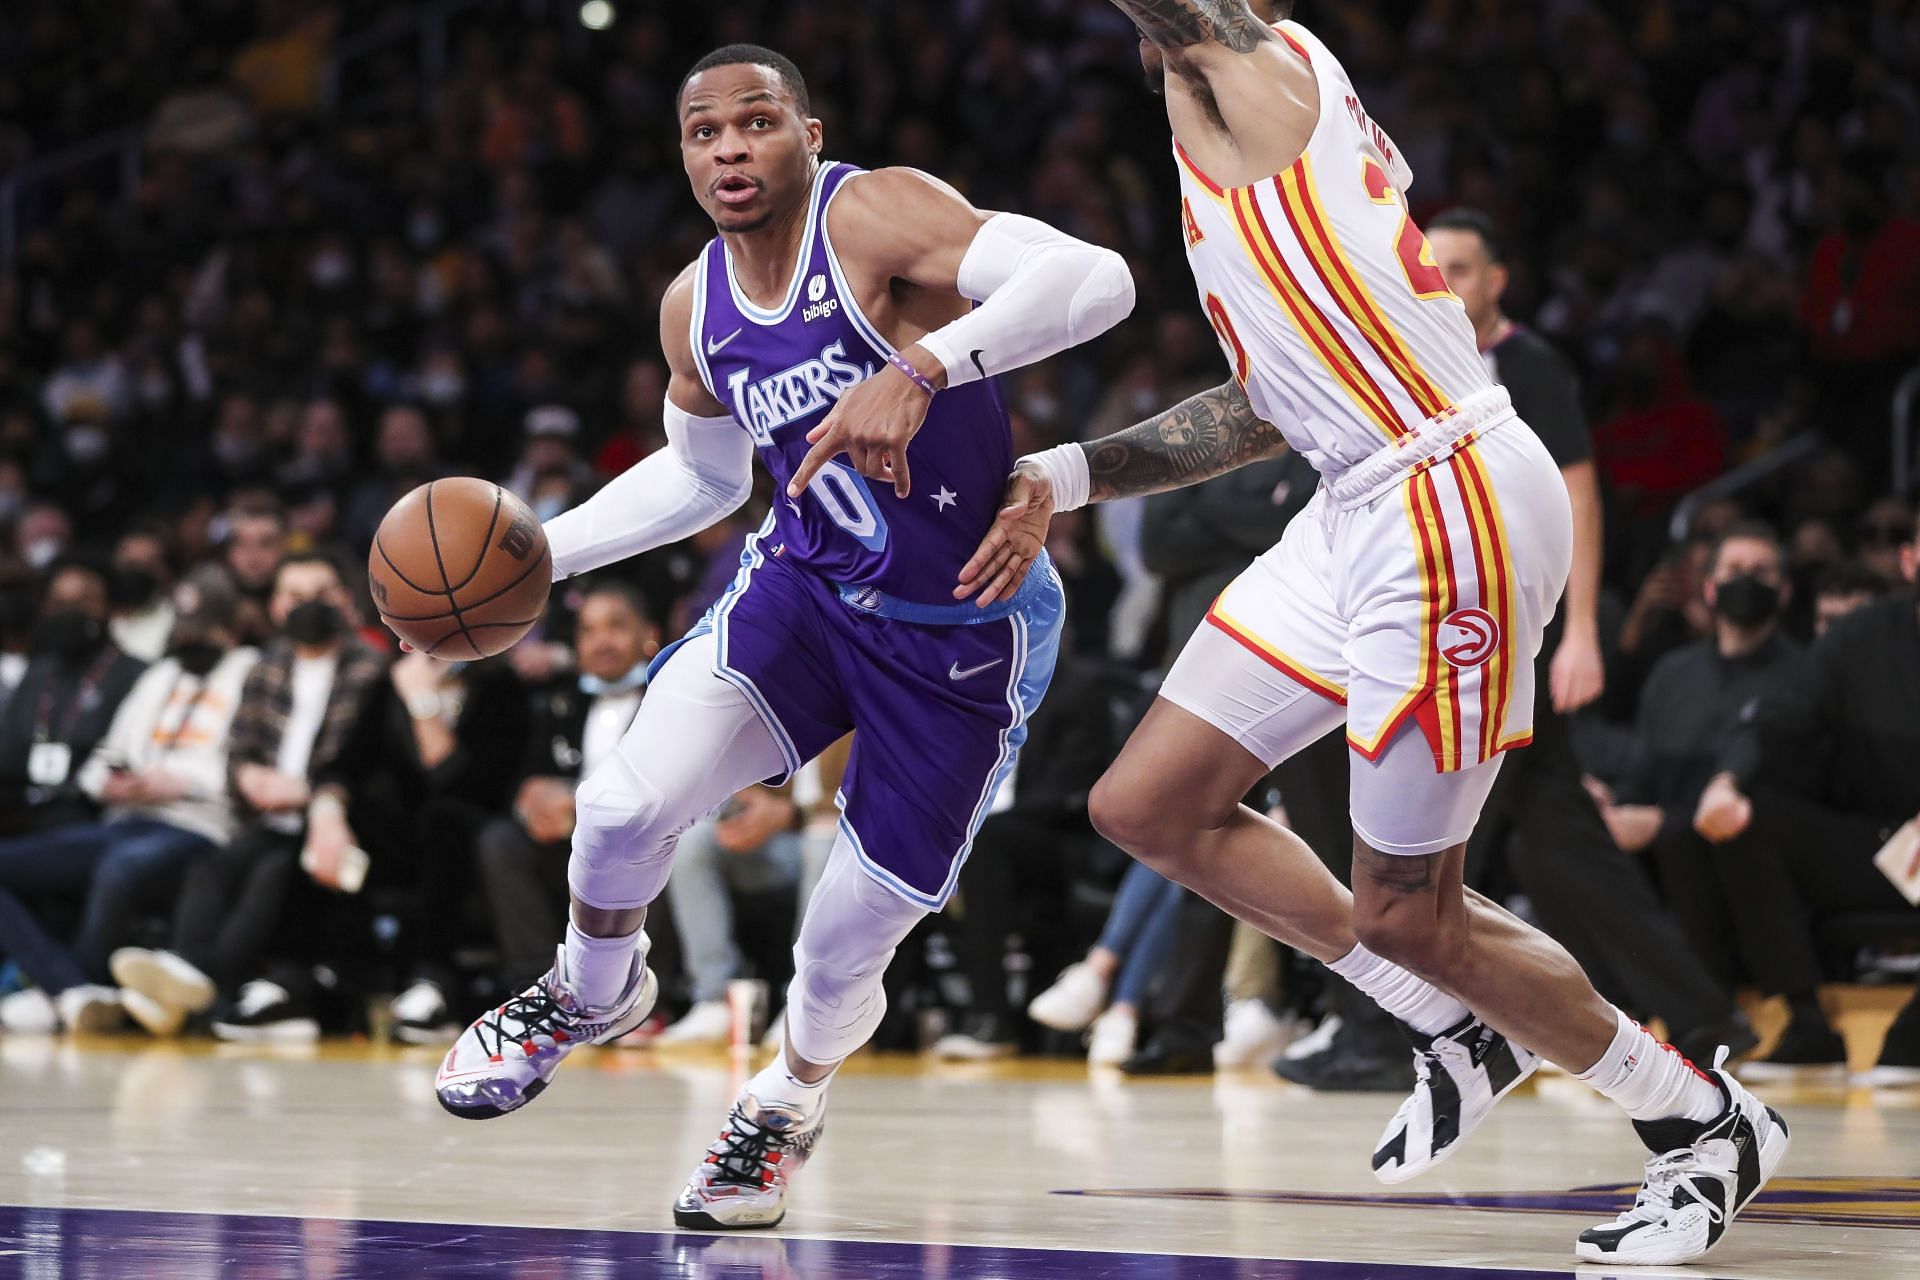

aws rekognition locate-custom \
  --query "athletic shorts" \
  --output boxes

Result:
[652,525,1064,910]
[1161,387,1572,851]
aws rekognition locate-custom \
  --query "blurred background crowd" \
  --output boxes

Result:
[0,0,1916,1089]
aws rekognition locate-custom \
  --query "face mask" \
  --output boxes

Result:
[579,664,647,697]
[1713,575,1781,626]
[110,567,161,609]
[214,435,262,470]
[284,599,345,646]
[310,250,353,288]
[173,640,223,677]
[533,495,567,522]
[419,369,465,406]
[65,425,110,466]
[24,538,63,571]
[34,609,104,661]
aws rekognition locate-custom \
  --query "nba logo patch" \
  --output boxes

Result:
[1438,607,1499,668]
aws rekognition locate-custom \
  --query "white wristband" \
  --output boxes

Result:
[1018,443,1091,514]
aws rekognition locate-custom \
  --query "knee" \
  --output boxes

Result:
[1351,900,1466,983]
[571,761,683,869]
[1089,772,1175,860]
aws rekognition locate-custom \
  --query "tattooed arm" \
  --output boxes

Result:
[1110,0,1274,55]
[1084,377,1288,502]
[954,379,1289,606]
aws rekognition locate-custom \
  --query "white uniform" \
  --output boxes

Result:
[1159,20,1573,855]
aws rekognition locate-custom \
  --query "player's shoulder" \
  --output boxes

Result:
[659,258,706,328]
[829,165,970,220]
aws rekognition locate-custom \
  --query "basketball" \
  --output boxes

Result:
[367,478,552,659]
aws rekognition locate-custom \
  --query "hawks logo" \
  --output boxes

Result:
[1438,607,1499,668]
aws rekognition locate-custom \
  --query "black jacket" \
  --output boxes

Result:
[0,644,146,827]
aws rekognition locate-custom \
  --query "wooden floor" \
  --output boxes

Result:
[1,1033,1916,1277]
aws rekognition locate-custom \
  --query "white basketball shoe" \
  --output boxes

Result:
[673,1091,826,1230]
[1372,1013,1539,1183]
[1575,1048,1791,1266]
[435,944,656,1119]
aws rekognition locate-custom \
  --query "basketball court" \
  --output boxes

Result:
[2,1028,1913,1277]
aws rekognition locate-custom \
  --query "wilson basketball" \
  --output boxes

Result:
[368,478,552,659]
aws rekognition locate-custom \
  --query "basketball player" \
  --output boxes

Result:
[430,45,1134,1229]
[959,3,1786,1265]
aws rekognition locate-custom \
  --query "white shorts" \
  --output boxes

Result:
[1160,390,1573,854]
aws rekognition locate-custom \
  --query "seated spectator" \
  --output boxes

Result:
[657,745,845,1048]
[0,560,38,710]
[1689,511,1920,1081]
[0,570,255,1033]
[1813,560,1890,638]
[219,496,290,645]
[1857,498,1916,585]
[477,582,656,991]
[1597,523,1802,990]
[0,559,147,837]
[319,642,529,1043]
[1024,860,1185,1066]
[343,406,445,551]
[111,551,386,1039]
[932,650,1121,1060]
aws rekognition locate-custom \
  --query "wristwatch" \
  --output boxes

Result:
[406,690,445,721]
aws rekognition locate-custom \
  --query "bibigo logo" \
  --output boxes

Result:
[1438,607,1499,668]
[802,273,838,322]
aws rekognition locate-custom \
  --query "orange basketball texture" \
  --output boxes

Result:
[368,478,552,659]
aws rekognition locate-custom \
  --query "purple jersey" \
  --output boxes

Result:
[688,162,1013,608]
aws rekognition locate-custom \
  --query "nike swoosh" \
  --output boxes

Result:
[969,348,987,379]
[948,658,1004,681]
[707,328,744,357]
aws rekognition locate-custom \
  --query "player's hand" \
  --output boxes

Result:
[788,347,941,500]
[715,786,797,853]
[956,461,1055,607]
[1548,626,1605,714]
[1693,772,1753,844]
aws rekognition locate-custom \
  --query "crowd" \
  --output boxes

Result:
[0,0,1916,1086]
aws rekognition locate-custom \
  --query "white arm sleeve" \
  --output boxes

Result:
[915,213,1135,388]
[544,402,754,581]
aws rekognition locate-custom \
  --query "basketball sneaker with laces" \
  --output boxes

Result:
[1575,1047,1791,1265]
[1372,1013,1539,1184]
[435,944,656,1119]
[673,1091,826,1230]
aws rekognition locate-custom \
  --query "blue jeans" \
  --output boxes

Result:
[666,818,814,1005]
[1097,860,1187,1008]
[0,818,211,993]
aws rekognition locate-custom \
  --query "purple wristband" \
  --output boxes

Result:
[887,350,938,397]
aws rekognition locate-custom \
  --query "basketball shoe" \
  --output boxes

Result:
[1371,1013,1539,1183]
[1575,1048,1791,1265]
[435,944,656,1119]
[673,1091,826,1230]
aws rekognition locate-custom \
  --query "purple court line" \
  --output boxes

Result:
[0,1203,1691,1278]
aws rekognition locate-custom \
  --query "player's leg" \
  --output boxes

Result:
[1349,716,1789,1264]
[436,631,788,1118]
[673,830,926,1229]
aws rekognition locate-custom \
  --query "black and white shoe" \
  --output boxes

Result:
[1371,1013,1539,1184]
[389,979,461,1046]
[211,980,320,1044]
[1576,1047,1791,1265]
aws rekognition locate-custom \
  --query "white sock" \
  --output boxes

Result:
[745,1045,833,1120]
[1574,1008,1723,1124]
[563,919,643,1009]
[1326,941,1472,1036]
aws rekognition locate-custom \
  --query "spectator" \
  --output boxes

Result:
[1023,860,1186,1066]
[108,525,180,663]
[0,569,255,1035]
[220,497,290,644]
[1689,510,1920,1080]
[1598,523,1803,992]
[0,560,147,836]
[317,642,530,1042]
[15,503,72,573]
[343,406,444,551]
[0,560,39,709]
[477,582,657,990]
[111,551,386,1040]
[1857,498,1916,585]
[1813,560,1891,638]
